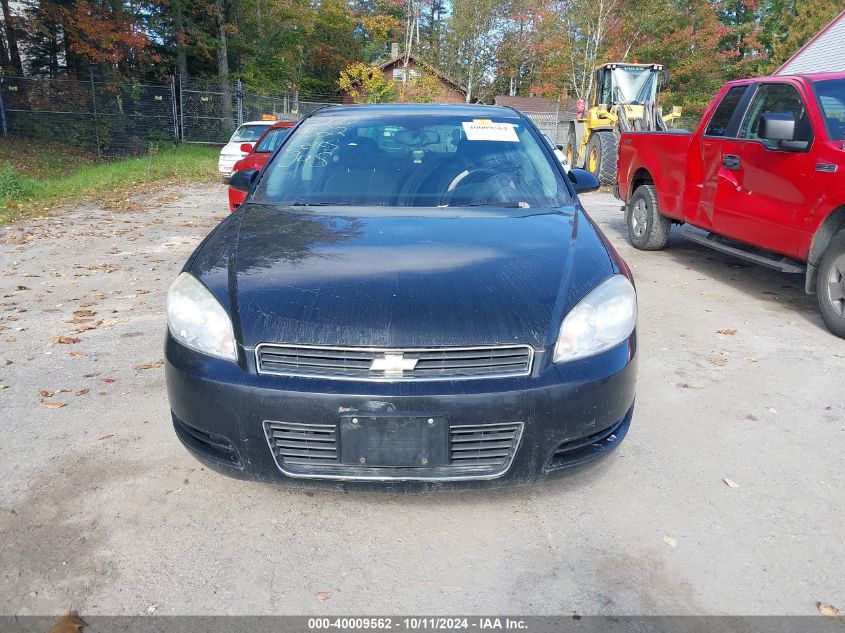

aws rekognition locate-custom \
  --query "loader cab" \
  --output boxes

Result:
[593,64,666,107]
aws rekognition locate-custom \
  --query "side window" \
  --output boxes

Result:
[738,83,810,148]
[704,86,748,137]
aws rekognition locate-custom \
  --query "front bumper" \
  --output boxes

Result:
[164,333,637,489]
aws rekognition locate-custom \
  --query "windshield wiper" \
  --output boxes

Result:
[288,201,354,207]
[455,201,530,208]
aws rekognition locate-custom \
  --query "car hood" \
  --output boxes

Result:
[188,204,617,350]
[232,152,270,173]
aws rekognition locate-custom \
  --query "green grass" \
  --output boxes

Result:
[0,143,219,223]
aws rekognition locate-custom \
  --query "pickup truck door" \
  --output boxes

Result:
[690,85,752,231]
[712,81,816,257]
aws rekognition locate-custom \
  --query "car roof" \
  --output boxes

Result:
[269,120,297,128]
[240,120,276,126]
[725,71,845,86]
[309,103,523,120]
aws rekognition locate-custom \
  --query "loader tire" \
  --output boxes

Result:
[626,184,671,251]
[586,131,618,185]
[817,229,845,339]
[562,127,578,167]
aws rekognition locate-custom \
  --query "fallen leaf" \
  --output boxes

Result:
[69,351,85,358]
[75,388,90,396]
[73,309,96,318]
[817,602,840,618]
[53,336,81,345]
[663,535,677,548]
[723,478,740,489]
[39,390,54,398]
[15,285,29,291]
[102,377,116,384]
[42,401,66,409]
[48,611,86,633]
[316,592,330,603]
[83,372,100,378]
[135,359,164,371]
[97,433,114,440]
[0,384,7,390]
[709,356,728,366]
[718,328,737,336]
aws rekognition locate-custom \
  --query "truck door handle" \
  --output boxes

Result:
[722,154,741,171]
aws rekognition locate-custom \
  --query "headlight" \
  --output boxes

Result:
[553,274,637,363]
[166,273,237,361]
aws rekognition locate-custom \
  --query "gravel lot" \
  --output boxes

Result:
[1,184,843,616]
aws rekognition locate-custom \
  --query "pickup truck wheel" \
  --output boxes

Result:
[817,230,845,338]
[586,131,618,185]
[626,184,671,251]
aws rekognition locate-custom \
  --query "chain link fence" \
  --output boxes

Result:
[0,74,342,157]
[0,74,178,158]
[178,78,342,145]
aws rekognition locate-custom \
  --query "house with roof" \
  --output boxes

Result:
[775,9,845,75]
[341,44,469,104]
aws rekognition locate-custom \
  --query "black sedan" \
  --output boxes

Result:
[165,104,637,487]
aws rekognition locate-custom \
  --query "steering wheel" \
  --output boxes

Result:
[437,160,522,207]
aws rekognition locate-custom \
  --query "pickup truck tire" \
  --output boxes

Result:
[817,230,845,338]
[586,131,618,185]
[626,184,671,250]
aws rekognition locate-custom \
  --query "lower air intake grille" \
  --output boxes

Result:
[449,422,523,468]
[265,421,338,466]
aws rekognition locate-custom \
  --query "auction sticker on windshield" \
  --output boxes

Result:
[462,120,519,142]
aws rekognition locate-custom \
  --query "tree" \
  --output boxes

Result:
[1,0,24,73]
[442,0,501,102]
[339,61,396,102]
[761,0,843,71]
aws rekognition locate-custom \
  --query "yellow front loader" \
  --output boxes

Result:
[562,63,682,185]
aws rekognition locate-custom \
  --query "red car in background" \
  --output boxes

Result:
[228,120,296,211]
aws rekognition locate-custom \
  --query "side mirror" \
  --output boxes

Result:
[555,144,564,151]
[240,143,254,154]
[758,112,811,152]
[759,112,795,142]
[568,168,600,193]
[229,168,259,193]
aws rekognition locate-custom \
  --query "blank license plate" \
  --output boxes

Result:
[339,415,448,467]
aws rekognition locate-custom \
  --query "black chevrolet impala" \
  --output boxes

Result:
[165,104,637,487]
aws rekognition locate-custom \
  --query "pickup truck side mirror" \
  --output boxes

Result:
[759,112,811,152]
[229,168,259,193]
[568,168,600,194]
[759,112,795,141]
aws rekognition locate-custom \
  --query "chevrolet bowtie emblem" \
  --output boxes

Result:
[370,353,418,376]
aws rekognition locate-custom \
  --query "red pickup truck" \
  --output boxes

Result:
[616,72,845,337]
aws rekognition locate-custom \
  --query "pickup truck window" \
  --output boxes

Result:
[738,83,810,148]
[815,79,845,141]
[704,86,749,137]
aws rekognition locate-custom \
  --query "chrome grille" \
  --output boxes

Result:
[265,421,338,466]
[449,422,523,468]
[255,344,533,381]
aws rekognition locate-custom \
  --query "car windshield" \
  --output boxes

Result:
[815,79,845,141]
[255,127,292,152]
[253,111,571,208]
[231,124,271,143]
